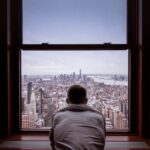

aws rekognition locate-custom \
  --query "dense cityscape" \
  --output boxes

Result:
[21,69,128,130]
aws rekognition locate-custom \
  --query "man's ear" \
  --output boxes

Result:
[84,98,88,104]
[66,98,70,104]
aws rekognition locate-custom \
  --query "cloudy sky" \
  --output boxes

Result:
[22,0,127,75]
[23,0,127,44]
[22,50,128,75]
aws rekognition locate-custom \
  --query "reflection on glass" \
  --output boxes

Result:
[23,0,127,44]
[21,50,128,130]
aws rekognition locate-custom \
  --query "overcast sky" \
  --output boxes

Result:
[22,50,128,75]
[23,0,127,44]
[22,0,127,75]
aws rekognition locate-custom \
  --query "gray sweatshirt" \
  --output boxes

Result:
[49,104,106,150]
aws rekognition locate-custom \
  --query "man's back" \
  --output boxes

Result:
[50,104,105,150]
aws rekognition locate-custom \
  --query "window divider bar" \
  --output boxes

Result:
[21,44,129,50]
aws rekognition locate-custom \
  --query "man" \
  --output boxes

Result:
[49,85,106,150]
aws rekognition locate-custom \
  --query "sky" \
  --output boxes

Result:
[22,0,128,75]
[22,50,128,75]
[23,0,127,44]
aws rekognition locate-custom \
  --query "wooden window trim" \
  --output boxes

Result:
[7,0,141,135]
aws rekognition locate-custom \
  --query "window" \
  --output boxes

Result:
[21,0,130,132]
[21,50,129,131]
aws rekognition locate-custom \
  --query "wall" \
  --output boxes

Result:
[142,0,150,138]
[0,0,8,137]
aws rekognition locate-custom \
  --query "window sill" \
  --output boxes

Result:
[1,134,150,150]
[1,133,149,142]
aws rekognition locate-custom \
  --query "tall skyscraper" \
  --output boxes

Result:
[39,88,43,114]
[73,72,75,79]
[79,69,82,78]
[24,75,27,82]
[22,114,34,128]
[22,97,25,112]
[27,82,32,104]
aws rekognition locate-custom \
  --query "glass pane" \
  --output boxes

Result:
[23,0,127,44]
[21,50,129,131]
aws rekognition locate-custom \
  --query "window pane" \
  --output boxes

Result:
[23,0,127,44]
[21,50,129,130]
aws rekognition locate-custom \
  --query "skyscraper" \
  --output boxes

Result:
[27,82,32,104]
[39,88,43,114]
[79,69,82,78]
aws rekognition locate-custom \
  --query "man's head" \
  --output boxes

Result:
[66,85,87,104]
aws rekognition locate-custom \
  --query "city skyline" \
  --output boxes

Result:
[22,69,128,129]
[22,50,128,75]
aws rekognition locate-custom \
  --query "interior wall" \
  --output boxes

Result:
[142,0,150,138]
[0,0,8,137]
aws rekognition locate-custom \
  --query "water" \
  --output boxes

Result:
[88,75,128,86]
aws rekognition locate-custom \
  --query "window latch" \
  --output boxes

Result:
[103,42,112,45]
[41,42,49,46]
